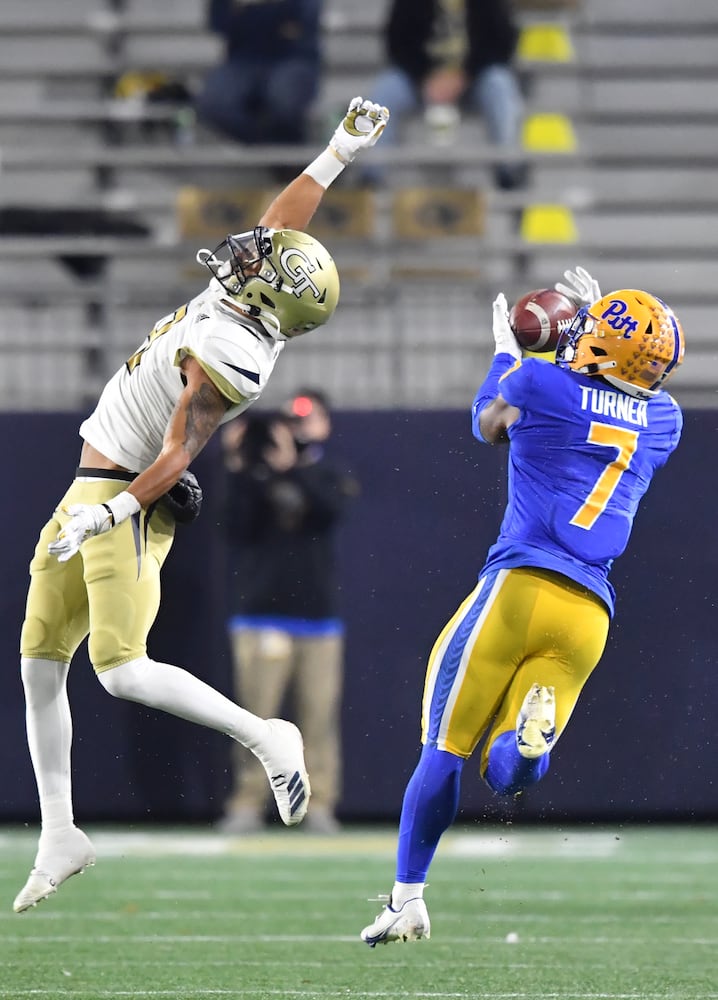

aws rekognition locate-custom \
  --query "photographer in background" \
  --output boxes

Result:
[218,391,358,834]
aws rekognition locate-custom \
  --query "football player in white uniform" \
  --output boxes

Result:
[14,97,389,913]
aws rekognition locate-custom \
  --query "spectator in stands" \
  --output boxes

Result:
[196,0,322,146]
[13,97,388,914]
[365,0,525,189]
[218,390,358,835]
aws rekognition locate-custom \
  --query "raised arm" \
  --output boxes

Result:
[259,97,389,231]
[471,293,522,445]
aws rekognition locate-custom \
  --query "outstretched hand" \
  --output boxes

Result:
[329,97,390,164]
[555,266,602,309]
[492,293,522,360]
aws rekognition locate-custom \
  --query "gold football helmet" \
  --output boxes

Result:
[555,289,685,398]
[197,227,340,339]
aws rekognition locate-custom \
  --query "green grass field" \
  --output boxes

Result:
[1,824,716,1000]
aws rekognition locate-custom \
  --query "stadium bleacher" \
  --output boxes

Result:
[0,0,715,409]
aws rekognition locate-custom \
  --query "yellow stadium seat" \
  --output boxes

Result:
[518,24,575,62]
[520,204,578,243]
[522,112,577,153]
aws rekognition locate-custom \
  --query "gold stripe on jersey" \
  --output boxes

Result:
[126,304,188,373]
[499,358,522,382]
[180,347,249,406]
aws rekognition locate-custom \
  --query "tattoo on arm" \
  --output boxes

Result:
[181,382,229,460]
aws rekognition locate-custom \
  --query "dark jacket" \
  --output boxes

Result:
[208,0,321,63]
[385,0,518,82]
[223,450,355,620]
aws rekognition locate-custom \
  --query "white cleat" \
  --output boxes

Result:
[361,895,431,947]
[253,719,310,826]
[516,683,556,759]
[13,827,96,913]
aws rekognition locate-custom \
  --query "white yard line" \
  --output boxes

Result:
[0,990,716,1000]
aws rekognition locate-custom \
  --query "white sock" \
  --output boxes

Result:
[392,881,425,907]
[98,656,269,750]
[20,657,75,836]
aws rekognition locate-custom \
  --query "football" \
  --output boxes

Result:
[509,288,577,353]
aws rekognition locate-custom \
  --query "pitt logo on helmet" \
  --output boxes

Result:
[556,288,685,399]
[600,299,639,335]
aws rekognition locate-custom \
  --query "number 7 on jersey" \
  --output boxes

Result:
[570,422,639,530]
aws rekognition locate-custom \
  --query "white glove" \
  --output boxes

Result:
[555,266,602,309]
[492,293,522,360]
[329,97,390,164]
[48,491,141,562]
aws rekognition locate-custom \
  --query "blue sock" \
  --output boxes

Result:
[484,731,550,795]
[396,743,465,883]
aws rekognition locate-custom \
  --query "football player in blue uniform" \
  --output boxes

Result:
[361,268,685,946]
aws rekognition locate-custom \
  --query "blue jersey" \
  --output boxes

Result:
[478,358,682,615]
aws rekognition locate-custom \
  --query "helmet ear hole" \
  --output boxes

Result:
[260,292,276,308]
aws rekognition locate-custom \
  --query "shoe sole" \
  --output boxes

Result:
[361,903,431,947]
[362,923,430,946]
[13,856,95,913]
[516,720,554,759]
[516,684,556,759]
[262,721,311,826]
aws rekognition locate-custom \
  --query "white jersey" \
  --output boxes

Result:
[80,282,284,472]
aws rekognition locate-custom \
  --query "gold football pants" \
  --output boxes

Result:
[421,566,610,775]
[20,471,175,672]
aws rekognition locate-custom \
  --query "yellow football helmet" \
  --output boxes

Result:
[196,227,340,339]
[555,289,685,398]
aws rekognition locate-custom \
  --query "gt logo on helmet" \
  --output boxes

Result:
[600,299,639,335]
[280,248,321,300]
[196,226,339,339]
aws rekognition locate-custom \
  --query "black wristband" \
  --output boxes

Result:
[101,503,116,527]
